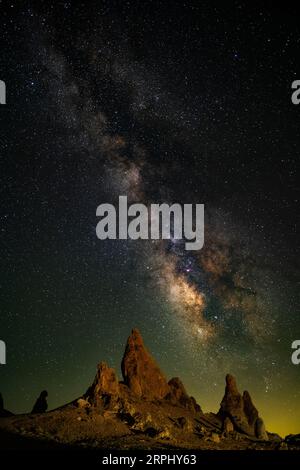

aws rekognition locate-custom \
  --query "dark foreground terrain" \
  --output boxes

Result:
[1,329,299,452]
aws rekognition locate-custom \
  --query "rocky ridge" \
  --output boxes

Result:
[0,329,299,450]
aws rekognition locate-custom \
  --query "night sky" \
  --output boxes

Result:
[0,1,299,436]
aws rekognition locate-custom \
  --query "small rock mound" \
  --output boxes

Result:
[285,434,300,446]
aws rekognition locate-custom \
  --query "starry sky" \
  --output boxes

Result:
[0,1,299,436]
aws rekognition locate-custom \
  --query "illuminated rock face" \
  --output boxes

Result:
[85,329,202,413]
[86,361,119,406]
[121,328,170,400]
[85,333,268,441]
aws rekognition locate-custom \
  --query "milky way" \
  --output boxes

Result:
[1,2,299,436]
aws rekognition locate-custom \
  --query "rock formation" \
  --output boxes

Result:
[0,330,282,450]
[166,377,202,413]
[85,361,119,407]
[255,417,268,440]
[285,434,300,445]
[0,393,13,418]
[222,416,234,433]
[121,328,170,400]
[83,328,202,419]
[218,374,268,440]
[31,390,48,414]
[75,332,269,443]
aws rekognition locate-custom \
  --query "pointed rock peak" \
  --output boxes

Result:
[243,390,259,425]
[219,374,243,418]
[131,328,143,338]
[219,375,267,439]
[167,377,189,404]
[128,328,144,346]
[225,374,240,395]
[121,328,169,400]
[168,377,188,393]
[95,361,119,394]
